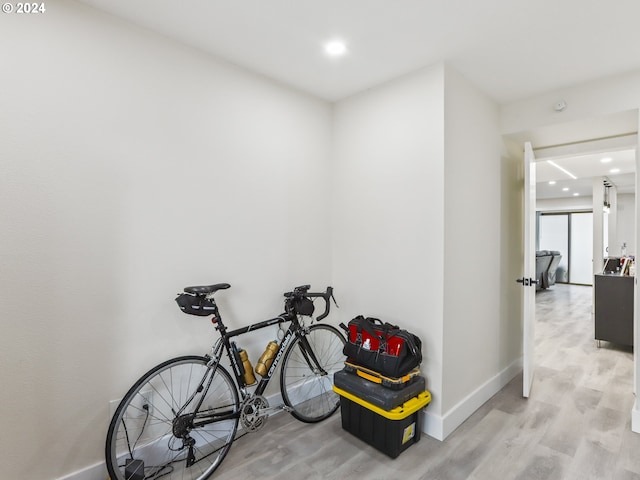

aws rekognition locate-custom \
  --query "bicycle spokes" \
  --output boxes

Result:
[106,357,240,480]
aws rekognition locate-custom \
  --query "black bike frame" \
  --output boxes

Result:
[190,295,329,428]
[223,313,324,397]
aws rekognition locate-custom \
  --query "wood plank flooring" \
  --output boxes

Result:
[211,284,638,479]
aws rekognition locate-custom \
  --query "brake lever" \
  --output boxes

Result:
[330,291,339,309]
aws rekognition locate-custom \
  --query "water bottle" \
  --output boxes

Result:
[255,341,279,377]
[238,349,257,385]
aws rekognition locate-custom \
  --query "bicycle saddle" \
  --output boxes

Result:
[184,283,231,295]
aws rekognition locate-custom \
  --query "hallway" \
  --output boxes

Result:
[212,284,639,480]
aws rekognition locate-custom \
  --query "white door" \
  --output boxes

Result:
[520,142,536,397]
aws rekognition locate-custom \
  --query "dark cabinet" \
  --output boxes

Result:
[594,274,634,347]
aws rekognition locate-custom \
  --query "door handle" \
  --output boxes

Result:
[516,278,538,286]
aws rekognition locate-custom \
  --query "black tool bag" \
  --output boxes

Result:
[342,316,422,379]
[175,293,217,316]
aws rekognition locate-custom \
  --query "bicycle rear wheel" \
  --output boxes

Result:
[105,356,239,480]
[280,324,346,423]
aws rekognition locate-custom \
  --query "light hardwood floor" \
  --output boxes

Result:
[212,284,639,479]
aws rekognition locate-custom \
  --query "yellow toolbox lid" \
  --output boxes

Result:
[333,386,431,420]
[344,360,421,385]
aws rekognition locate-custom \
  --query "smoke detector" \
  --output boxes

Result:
[554,100,567,112]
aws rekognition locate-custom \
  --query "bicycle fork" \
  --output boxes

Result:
[296,331,328,376]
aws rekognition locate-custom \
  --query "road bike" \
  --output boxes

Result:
[105,284,345,480]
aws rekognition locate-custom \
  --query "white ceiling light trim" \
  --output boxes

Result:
[547,160,577,180]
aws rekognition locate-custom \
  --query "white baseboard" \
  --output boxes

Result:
[56,388,289,480]
[632,399,640,433]
[421,357,523,441]
[422,409,444,440]
[60,365,527,479]
[56,462,107,480]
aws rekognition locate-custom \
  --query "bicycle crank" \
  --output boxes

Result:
[240,395,269,432]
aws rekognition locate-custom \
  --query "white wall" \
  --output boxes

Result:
[332,64,522,439]
[332,64,446,420]
[501,70,640,135]
[0,2,332,479]
[617,193,636,256]
[442,66,519,420]
[636,121,640,428]
[536,196,594,212]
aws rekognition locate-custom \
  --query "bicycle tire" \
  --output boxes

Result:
[105,356,239,480]
[280,324,346,423]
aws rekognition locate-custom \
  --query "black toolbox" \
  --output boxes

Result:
[333,385,431,458]
[334,368,426,410]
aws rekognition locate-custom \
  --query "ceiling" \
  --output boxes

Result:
[76,0,640,103]
[74,0,639,201]
[536,149,636,200]
[504,110,638,200]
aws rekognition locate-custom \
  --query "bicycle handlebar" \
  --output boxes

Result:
[284,285,337,321]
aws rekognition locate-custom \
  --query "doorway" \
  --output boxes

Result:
[538,211,594,285]
[506,110,638,425]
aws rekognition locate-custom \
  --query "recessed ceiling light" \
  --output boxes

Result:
[610,168,620,173]
[547,160,577,180]
[325,40,347,57]
[562,187,569,191]
[573,193,579,196]
[548,180,556,185]
[601,157,612,163]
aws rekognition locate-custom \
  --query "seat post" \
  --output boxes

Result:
[210,301,228,334]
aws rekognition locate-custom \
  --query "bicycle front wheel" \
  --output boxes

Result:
[105,356,239,480]
[280,324,346,423]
